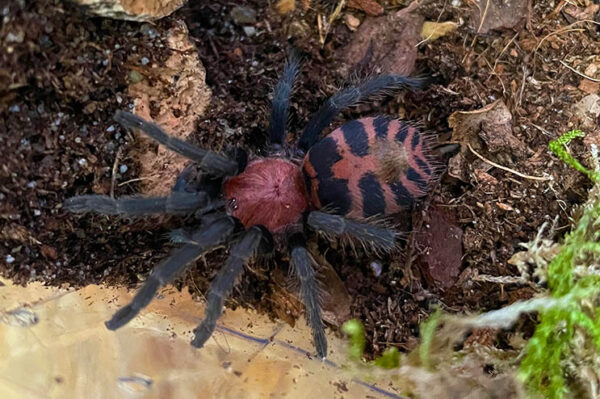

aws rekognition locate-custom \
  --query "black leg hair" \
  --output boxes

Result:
[64,192,212,216]
[191,226,267,348]
[288,233,327,359]
[269,52,300,146]
[114,111,238,177]
[307,211,397,252]
[298,75,429,152]
[105,216,237,330]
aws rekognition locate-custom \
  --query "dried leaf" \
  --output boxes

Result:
[420,21,457,42]
[275,0,295,15]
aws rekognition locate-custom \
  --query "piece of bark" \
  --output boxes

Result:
[73,0,187,21]
[127,20,212,195]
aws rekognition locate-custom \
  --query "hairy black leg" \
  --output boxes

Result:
[269,52,300,146]
[64,191,211,216]
[298,75,429,152]
[191,226,266,348]
[114,111,238,177]
[307,211,397,252]
[105,216,237,330]
[288,233,327,359]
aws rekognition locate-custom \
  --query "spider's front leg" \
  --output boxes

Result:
[191,225,273,348]
[105,215,237,330]
[64,191,211,216]
[114,111,238,177]
[288,232,328,359]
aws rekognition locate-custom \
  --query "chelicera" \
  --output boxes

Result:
[64,54,433,359]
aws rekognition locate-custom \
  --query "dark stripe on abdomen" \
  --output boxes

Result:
[406,168,428,193]
[358,172,386,217]
[341,120,369,157]
[373,116,390,138]
[306,136,352,214]
[390,181,413,207]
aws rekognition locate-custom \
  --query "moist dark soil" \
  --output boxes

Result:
[2,0,598,357]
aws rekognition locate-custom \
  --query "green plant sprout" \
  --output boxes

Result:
[342,319,400,369]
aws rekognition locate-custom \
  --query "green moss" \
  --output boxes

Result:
[518,130,600,398]
[548,129,600,182]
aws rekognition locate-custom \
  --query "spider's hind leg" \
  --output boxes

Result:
[298,74,429,152]
[105,215,237,330]
[307,211,398,253]
[288,232,327,359]
[191,225,273,348]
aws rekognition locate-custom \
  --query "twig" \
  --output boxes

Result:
[462,0,491,64]
[492,31,519,73]
[559,60,600,82]
[467,143,552,181]
[118,177,153,187]
[110,147,122,199]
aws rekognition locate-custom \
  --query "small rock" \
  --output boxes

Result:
[468,0,527,33]
[128,70,144,84]
[119,165,128,173]
[344,14,361,31]
[5,255,15,264]
[579,80,599,95]
[6,31,24,43]
[573,94,600,130]
[230,6,257,25]
[140,57,150,65]
[584,64,598,77]
[9,104,20,113]
[243,26,256,37]
[336,1,423,76]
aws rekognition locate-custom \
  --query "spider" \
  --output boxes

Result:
[64,54,433,359]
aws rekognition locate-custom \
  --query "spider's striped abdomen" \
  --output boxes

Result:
[302,116,432,219]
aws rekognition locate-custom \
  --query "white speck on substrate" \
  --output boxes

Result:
[33,209,41,216]
[106,125,115,132]
[141,57,150,65]
[74,137,81,143]
[369,261,383,277]
[6,255,15,264]
[27,181,36,188]
[9,104,20,112]
[78,158,87,166]
[119,165,128,174]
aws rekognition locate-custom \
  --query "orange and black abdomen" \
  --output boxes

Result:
[302,116,433,219]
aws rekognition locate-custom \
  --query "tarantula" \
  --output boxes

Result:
[64,55,433,359]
